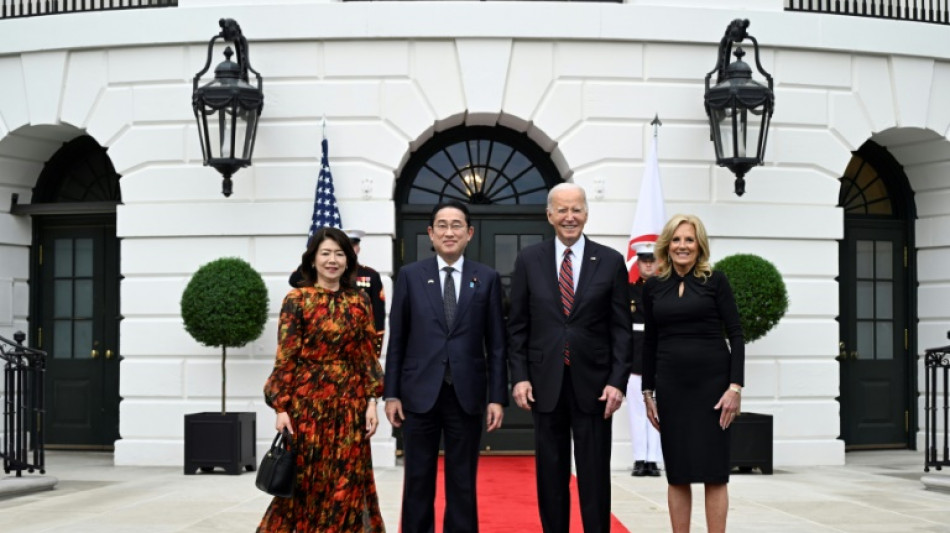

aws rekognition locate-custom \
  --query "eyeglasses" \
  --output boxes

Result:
[433,222,466,233]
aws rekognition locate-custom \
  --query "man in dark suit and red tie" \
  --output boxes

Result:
[384,200,509,533]
[508,182,633,533]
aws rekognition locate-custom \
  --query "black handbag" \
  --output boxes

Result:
[255,430,295,498]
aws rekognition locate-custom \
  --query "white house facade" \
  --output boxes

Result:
[1,0,949,470]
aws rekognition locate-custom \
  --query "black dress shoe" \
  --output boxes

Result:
[632,460,646,477]
[645,462,661,477]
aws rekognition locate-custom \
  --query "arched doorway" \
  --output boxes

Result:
[26,135,122,449]
[395,125,561,452]
[838,139,917,449]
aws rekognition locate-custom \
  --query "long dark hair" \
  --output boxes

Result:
[298,227,358,289]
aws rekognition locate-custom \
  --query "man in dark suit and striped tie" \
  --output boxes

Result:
[508,183,632,533]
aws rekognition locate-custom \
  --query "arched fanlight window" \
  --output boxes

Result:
[34,135,121,204]
[400,126,560,205]
[839,141,912,218]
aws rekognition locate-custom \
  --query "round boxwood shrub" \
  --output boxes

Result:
[714,253,789,343]
[181,257,268,413]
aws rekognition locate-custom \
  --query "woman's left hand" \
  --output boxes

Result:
[714,384,742,430]
[365,400,379,437]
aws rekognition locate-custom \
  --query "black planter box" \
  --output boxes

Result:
[730,412,773,474]
[184,412,256,475]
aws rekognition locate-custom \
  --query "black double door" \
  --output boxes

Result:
[401,217,552,452]
[33,215,121,448]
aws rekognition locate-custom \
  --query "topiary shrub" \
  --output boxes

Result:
[181,257,268,414]
[714,253,789,343]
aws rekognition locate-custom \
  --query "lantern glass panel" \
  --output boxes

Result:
[756,109,771,161]
[202,105,254,163]
[737,108,748,158]
[243,110,259,160]
[218,108,233,158]
[195,108,211,162]
[718,104,768,162]
[748,106,770,160]
[711,107,729,160]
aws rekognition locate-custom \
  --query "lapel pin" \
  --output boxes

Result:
[427,279,434,284]
[591,256,598,261]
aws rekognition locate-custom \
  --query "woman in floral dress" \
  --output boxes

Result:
[258,227,385,533]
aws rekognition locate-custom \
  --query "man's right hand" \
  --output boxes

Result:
[385,398,405,428]
[512,381,535,411]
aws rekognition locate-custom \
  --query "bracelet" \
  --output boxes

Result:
[729,385,742,395]
[367,398,378,404]
[642,390,655,399]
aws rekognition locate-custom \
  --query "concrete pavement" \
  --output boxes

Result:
[1,449,948,532]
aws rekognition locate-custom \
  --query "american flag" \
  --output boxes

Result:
[308,135,342,239]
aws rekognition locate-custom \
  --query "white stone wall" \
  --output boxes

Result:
[0,1,948,467]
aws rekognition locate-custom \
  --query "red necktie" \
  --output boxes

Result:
[559,248,574,364]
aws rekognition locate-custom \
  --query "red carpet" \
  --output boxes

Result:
[419,456,630,532]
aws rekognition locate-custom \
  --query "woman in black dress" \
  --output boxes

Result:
[641,214,744,533]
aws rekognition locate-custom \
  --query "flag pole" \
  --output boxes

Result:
[651,113,662,137]
[626,114,667,283]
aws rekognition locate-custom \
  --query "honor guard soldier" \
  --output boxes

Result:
[628,241,663,477]
[344,229,386,356]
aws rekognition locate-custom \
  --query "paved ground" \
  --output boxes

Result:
[0,449,948,532]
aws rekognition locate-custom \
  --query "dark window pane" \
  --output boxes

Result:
[875,322,893,361]
[74,321,93,358]
[856,321,873,360]
[75,238,94,277]
[875,241,893,279]
[856,281,873,320]
[494,235,519,276]
[54,280,73,318]
[856,241,873,278]
[53,320,72,359]
[76,279,94,318]
[415,235,435,262]
[55,239,73,277]
[521,235,543,248]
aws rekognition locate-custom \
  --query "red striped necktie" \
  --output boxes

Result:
[559,248,574,364]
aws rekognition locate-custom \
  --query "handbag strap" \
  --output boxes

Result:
[272,429,293,450]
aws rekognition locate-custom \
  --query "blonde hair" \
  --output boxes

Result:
[655,214,713,281]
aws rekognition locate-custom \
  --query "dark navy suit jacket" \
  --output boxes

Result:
[508,237,632,414]
[383,256,508,415]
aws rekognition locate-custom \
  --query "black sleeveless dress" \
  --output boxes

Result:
[641,269,744,484]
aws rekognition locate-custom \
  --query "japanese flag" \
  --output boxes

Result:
[627,133,667,283]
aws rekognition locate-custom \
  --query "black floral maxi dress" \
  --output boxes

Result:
[258,286,385,533]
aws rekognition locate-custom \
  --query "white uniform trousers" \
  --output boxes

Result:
[626,373,663,464]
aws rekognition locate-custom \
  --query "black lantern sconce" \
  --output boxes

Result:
[192,18,264,197]
[704,19,774,197]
